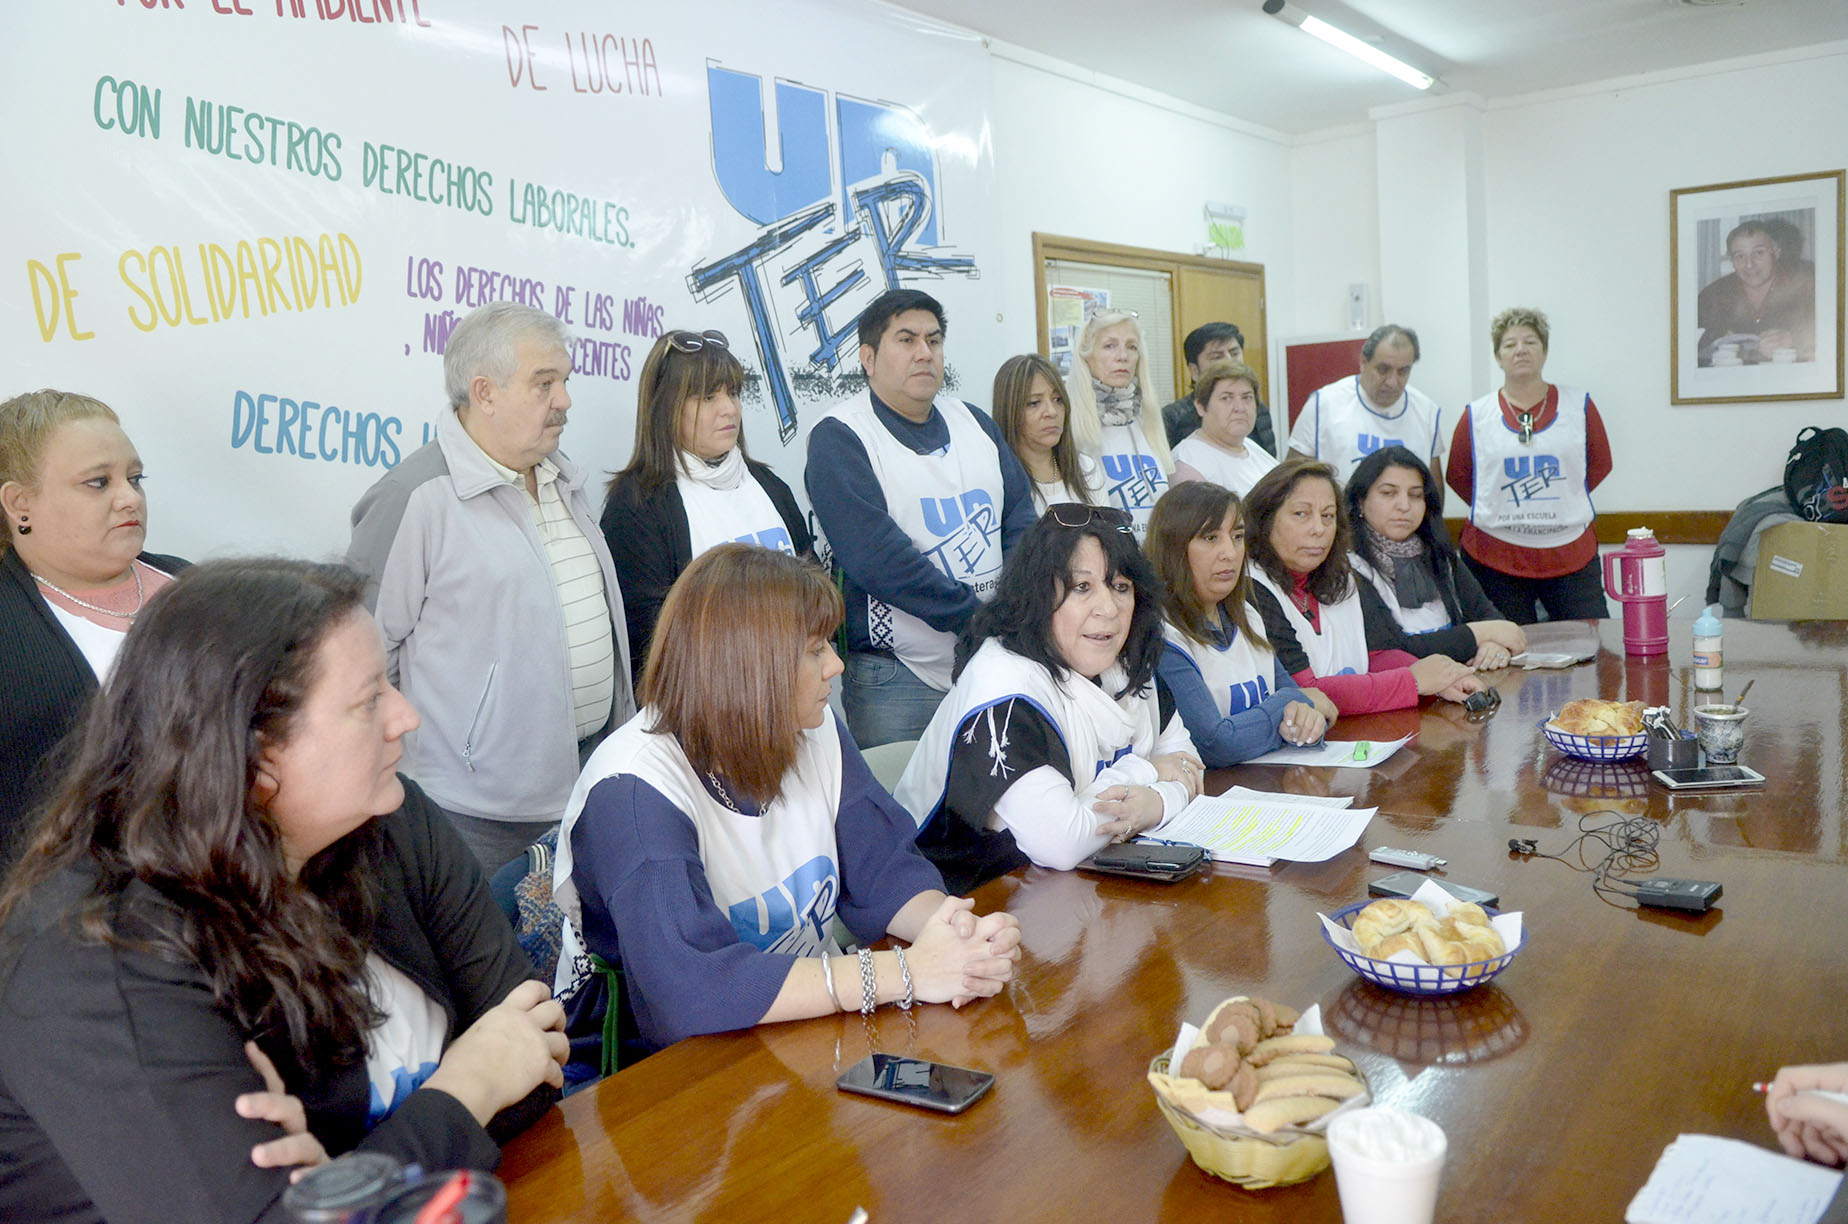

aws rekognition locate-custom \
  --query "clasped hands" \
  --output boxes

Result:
[911,895,1023,1008]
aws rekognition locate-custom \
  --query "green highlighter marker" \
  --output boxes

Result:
[1351,741,1371,762]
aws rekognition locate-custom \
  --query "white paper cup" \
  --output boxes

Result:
[1327,1108,1447,1224]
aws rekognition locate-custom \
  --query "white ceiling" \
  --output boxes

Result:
[892,0,1848,134]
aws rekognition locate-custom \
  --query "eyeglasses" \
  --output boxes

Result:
[1046,503,1133,532]
[666,329,729,353]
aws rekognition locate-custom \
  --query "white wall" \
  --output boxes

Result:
[1288,44,1848,615]
[985,45,1297,356]
[1288,125,1381,335]
[1480,47,1848,513]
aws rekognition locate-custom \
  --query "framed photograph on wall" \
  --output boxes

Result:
[1670,169,1844,404]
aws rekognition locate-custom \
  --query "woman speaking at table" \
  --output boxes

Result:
[1446,307,1612,623]
[1146,481,1332,768]
[0,559,567,1223]
[0,390,185,856]
[554,545,1019,1061]
[1245,458,1484,717]
[1346,445,1527,670]
[601,329,813,684]
[896,505,1204,893]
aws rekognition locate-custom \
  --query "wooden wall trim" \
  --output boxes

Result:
[1441,511,1733,547]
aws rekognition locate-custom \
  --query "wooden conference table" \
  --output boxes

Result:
[501,620,1848,1222]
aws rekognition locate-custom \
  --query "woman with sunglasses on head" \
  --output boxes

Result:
[1346,445,1527,670]
[1146,482,1333,767]
[0,390,185,858]
[991,353,1101,511]
[601,329,814,684]
[553,545,1019,1063]
[896,505,1204,894]
[1064,310,1174,540]
[1244,458,1486,717]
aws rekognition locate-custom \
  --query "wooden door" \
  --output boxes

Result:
[1174,265,1267,401]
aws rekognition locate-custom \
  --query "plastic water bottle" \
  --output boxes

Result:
[1692,604,1723,691]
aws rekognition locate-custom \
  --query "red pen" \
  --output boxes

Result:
[413,1170,470,1224]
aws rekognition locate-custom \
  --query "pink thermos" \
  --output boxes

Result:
[1602,527,1668,656]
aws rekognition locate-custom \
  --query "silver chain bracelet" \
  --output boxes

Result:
[893,945,914,1010]
[857,947,877,1015]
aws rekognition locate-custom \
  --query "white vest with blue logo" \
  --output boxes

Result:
[894,637,1165,833]
[1465,386,1593,550]
[679,466,795,558]
[1161,615,1276,718]
[1250,567,1369,679]
[832,391,1005,690]
[1095,420,1170,540]
[551,708,848,996]
[1291,377,1445,481]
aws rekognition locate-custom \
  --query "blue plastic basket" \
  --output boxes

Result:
[1539,716,1648,762]
[1323,899,1520,996]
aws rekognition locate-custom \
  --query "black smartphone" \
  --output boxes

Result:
[1368,870,1499,908]
[836,1054,995,1114]
[1652,765,1766,790]
[1077,841,1209,882]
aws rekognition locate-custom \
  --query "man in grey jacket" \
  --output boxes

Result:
[348,301,633,872]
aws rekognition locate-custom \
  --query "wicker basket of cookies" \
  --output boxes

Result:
[1148,995,1370,1188]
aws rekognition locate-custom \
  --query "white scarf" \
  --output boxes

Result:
[677,445,748,491]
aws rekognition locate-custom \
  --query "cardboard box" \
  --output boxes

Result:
[1751,521,1848,619]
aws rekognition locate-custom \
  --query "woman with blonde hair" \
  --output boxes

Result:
[554,544,1019,1063]
[992,352,1099,510]
[1063,310,1173,538]
[0,389,185,853]
[602,329,813,683]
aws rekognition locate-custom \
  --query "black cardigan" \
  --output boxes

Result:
[0,780,553,1224]
[0,547,189,861]
[599,461,814,684]
[1353,546,1502,663]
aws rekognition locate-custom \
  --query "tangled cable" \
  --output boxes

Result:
[1508,810,1661,908]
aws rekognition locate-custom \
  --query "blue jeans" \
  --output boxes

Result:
[843,651,948,748]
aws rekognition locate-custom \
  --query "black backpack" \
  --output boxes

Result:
[1783,426,1848,522]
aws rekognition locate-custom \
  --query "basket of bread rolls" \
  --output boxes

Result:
[1540,698,1648,761]
[1148,995,1369,1188]
[1321,892,1522,996]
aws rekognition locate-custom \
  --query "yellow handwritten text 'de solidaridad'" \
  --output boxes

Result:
[118,233,362,332]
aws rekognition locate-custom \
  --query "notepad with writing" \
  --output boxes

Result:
[1154,790,1374,867]
[1625,1134,1841,1224]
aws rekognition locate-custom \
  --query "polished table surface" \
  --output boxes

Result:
[500,620,1848,1222]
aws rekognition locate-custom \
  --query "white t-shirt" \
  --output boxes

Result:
[362,956,448,1125]
[1030,453,1104,512]
[1288,376,1446,482]
[1171,435,1279,497]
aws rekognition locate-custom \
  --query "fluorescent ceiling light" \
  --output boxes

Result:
[1262,1,1436,91]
